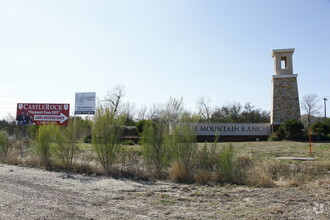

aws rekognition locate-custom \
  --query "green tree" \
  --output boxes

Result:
[241,103,270,123]
[210,102,269,123]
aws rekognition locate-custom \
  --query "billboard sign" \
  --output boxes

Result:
[75,92,96,115]
[16,103,70,125]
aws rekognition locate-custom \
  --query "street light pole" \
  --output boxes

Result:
[324,98,327,121]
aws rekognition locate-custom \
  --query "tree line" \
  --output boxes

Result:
[99,85,270,125]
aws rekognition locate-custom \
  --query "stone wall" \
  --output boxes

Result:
[271,76,300,124]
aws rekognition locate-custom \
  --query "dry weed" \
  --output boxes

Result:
[247,160,276,188]
[169,161,193,183]
[2,153,20,165]
[194,169,213,185]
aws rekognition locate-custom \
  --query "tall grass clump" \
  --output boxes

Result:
[194,136,224,184]
[166,122,197,182]
[141,97,185,177]
[196,135,219,171]
[215,143,238,183]
[52,119,85,169]
[0,131,9,158]
[196,143,215,170]
[92,107,126,174]
[247,159,275,187]
[36,125,58,168]
[141,122,167,176]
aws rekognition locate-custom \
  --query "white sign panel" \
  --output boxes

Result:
[170,123,271,136]
[75,92,96,115]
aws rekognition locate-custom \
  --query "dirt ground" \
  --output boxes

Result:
[0,163,329,220]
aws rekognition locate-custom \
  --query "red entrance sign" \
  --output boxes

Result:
[16,103,70,125]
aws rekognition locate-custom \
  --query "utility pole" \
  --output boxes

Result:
[324,98,327,121]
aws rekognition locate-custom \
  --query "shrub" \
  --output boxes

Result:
[92,108,126,173]
[83,134,92,143]
[275,125,286,140]
[165,123,197,182]
[216,144,237,183]
[0,131,9,157]
[36,125,57,168]
[323,118,330,129]
[121,140,135,145]
[281,119,304,140]
[195,142,217,171]
[52,120,84,169]
[142,97,186,177]
[311,121,330,136]
[136,120,154,136]
[193,141,220,184]
[165,123,197,168]
[141,123,167,176]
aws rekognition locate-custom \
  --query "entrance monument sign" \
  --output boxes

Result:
[169,123,271,137]
[193,123,271,136]
[172,48,302,140]
[271,49,300,128]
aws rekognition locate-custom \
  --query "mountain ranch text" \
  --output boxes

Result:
[194,123,271,136]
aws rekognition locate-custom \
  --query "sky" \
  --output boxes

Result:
[1,0,330,120]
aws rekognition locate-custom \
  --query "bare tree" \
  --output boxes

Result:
[103,85,125,114]
[301,94,321,127]
[137,105,147,121]
[146,97,184,123]
[147,103,162,121]
[5,113,15,123]
[196,96,212,122]
[163,97,184,123]
[122,102,136,125]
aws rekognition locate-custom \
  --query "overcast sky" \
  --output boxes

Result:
[1,0,330,119]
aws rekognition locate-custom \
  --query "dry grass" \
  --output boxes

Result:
[194,169,213,185]
[247,160,276,187]
[1,140,329,188]
[169,161,193,183]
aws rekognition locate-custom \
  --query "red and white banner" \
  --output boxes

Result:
[16,103,70,125]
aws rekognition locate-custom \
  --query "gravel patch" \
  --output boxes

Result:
[0,163,329,219]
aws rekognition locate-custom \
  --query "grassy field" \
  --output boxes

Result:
[214,141,330,161]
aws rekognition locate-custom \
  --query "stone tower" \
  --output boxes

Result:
[271,48,300,127]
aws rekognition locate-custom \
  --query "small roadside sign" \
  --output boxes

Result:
[75,92,96,115]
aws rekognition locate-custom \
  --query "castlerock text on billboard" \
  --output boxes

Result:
[16,103,70,126]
